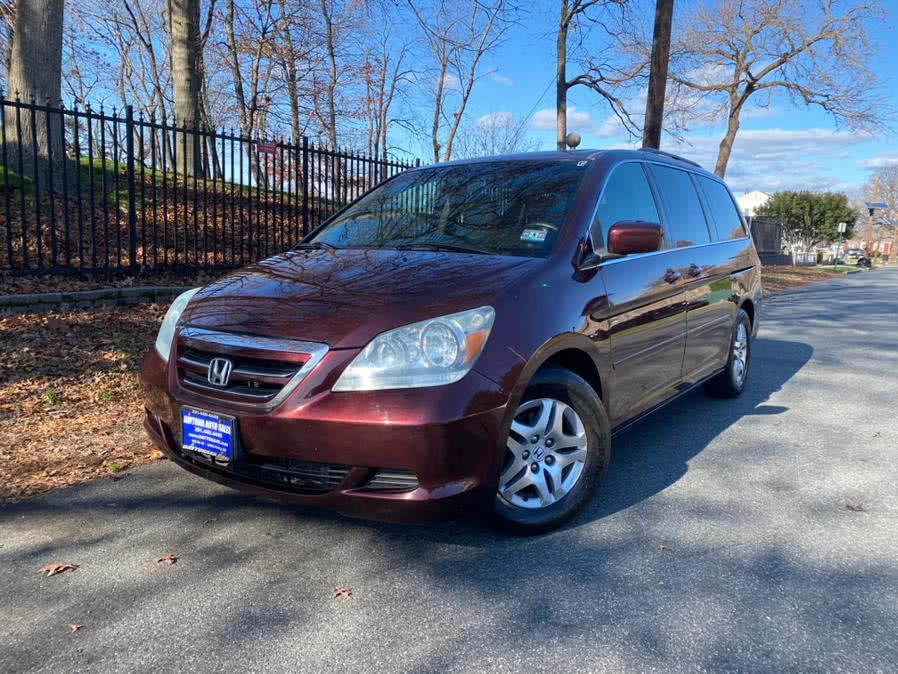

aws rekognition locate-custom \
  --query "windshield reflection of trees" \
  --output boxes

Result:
[312,162,587,256]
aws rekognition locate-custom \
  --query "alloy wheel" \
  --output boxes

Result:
[499,398,588,509]
[732,322,748,385]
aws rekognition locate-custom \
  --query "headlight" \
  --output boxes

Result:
[154,288,201,362]
[332,307,495,391]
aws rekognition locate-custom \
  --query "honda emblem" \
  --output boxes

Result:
[207,357,233,387]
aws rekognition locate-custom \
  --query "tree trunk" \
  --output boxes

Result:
[432,59,446,162]
[715,105,741,177]
[555,7,568,151]
[4,0,64,187]
[642,0,674,149]
[168,0,202,177]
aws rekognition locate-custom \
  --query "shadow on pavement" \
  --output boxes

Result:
[15,336,895,673]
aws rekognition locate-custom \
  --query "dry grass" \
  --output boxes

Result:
[0,306,165,504]
[0,269,225,296]
[762,264,859,296]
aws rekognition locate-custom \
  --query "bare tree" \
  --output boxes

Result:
[273,0,316,143]
[455,111,541,158]
[668,0,887,178]
[3,0,64,183]
[408,0,511,163]
[641,0,673,149]
[555,0,635,150]
[168,0,203,175]
[313,0,345,149]
[224,0,277,142]
[359,2,414,159]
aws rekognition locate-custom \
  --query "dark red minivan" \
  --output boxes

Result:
[140,149,761,533]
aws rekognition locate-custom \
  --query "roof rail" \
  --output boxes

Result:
[638,147,702,169]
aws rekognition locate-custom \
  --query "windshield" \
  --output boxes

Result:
[309,160,589,257]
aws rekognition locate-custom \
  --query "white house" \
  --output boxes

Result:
[737,190,771,217]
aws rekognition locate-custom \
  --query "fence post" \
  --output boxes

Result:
[125,105,138,270]
[301,136,309,237]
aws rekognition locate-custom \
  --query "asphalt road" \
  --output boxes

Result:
[3,268,898,673]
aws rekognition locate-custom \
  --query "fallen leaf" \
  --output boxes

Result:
[846,502,867,513]
[657,544,673,552]
[157,554,178,567]
[46,316,67,331]
[334,586,353,601]
[38,563,79,577]
[69,624,82,633]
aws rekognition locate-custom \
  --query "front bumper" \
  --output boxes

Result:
[140,349,509,523]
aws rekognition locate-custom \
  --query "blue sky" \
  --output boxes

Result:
[446,3,898,197]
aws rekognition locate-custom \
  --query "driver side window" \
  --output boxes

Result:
[590,162,661,250]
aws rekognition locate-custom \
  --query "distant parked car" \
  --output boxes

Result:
[839,248,870,267]
[140,148,762,533]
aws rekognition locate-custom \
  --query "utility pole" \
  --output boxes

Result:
[866,176,881,260]
[642,0,674,149]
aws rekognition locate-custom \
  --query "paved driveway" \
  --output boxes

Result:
[2,269,897,673]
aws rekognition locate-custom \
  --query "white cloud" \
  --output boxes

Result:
[530,105,597,133]
[477,111,514,127]
[740,105,782,121]
[490,73,514,87]
[595,115,627,138]
[665,128,863,194]
[858,154,898,170]
[442,74,461,91]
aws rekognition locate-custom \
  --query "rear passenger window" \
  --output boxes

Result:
[648,165,711,247]
[591,162,660,248]
[697,176,747,240]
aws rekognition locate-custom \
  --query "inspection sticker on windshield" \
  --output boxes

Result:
[520,229,547,243]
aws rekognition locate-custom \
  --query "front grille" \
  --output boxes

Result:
[234,456,351,494]
[182,445,350,495]
[363,469,419,493]
[178,348,302,401]
[174,327,328,407]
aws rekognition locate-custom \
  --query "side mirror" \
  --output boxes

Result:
[607,221,664,256]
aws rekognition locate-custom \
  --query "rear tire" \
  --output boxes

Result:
[490,367,610,535]
[704,308,752,399]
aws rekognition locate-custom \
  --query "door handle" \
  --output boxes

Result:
[663,269,681,284]
[687,263,702,278]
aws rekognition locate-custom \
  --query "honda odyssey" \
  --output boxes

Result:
[140,148,762,533]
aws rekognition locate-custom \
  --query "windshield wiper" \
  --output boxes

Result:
[293,241,338,251]
[394,242,492,255]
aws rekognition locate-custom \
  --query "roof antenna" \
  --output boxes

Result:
[565,132,581,150]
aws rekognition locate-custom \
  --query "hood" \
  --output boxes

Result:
[181,248,541,349]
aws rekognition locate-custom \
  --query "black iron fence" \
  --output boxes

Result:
[748,216,784,254]
[0,93,417,276]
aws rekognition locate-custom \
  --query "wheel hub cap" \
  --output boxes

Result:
[732,323,748,385]
[499,398,588,509]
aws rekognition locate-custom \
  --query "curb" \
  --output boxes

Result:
[0,286,192,313]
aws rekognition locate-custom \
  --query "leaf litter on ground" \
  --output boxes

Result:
[38,563,79,577]
[1,306,166,503]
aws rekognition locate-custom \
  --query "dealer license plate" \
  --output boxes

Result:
[181,407,235,462]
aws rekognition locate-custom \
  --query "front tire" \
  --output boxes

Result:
[490,367,610,535]
[704,308,752,399]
